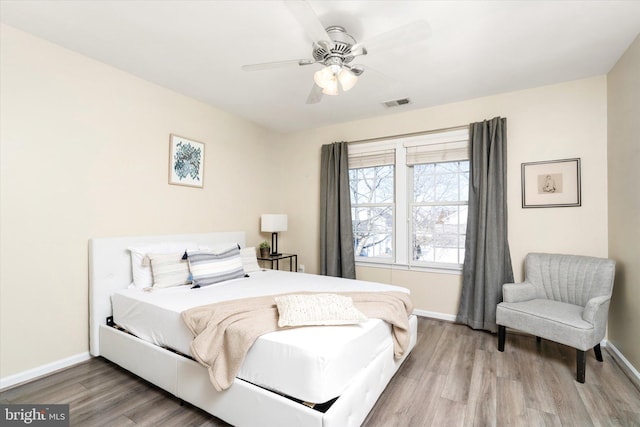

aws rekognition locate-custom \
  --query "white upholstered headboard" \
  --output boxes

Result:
[88,231,246,356]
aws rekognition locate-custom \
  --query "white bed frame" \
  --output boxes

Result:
[89,232,417,427]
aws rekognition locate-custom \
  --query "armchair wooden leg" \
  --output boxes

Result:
[498,325,505,352]
[594,344,603,362]
[576,349,586,383]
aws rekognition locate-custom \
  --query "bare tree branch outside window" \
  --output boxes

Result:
[349,166,394,258]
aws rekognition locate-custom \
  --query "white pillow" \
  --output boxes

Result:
[275,294,368,327]
[148,252,191,288]
[128,241,198,288]
[240,247,261,273]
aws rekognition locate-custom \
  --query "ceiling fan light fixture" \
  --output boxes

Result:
[338,68,358,91]
[314,64,358,95]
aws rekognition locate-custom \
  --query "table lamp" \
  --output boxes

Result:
[261,214,287,256]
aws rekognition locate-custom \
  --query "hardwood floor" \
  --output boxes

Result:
[363,318,640,426]
[2,317,639,426]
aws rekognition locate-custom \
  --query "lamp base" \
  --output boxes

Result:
[270,232,282,258]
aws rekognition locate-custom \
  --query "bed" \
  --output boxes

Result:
[89,232,418,427]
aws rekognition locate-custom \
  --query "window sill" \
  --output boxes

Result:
[355,260,463,276]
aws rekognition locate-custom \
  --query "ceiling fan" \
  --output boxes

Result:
[241,0,430,104]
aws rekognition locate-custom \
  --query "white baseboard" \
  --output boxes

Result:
[413,308,457,322]
[604,340,640,389]
[0,352,91,391]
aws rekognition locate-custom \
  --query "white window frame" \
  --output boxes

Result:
[349,141,398,264]
[348,128,469,272]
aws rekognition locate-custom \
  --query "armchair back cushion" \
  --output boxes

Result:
[525,253,615,305]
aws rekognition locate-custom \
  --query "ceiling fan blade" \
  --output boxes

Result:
[242,59,316,71]
[306,83,323,104]
[351,21,431,57]
[284,0,331,50]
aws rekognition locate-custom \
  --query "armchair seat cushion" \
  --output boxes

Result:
[497,299,596,350]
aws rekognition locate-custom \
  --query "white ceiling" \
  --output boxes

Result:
[2,1,639,134]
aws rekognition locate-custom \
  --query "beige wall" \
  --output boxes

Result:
[279,76,609,319]
[607,34,640,372]
[0,25,280,378]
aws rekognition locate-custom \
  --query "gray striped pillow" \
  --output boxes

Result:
[188,247,245,288]
[149,252,191,288]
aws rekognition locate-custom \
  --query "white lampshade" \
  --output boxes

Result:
[313,67,334,89]
[338,68,358,91]
[322,79,339,96]
[261,214,288,232]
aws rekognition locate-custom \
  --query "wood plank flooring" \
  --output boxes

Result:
[2,317,639,426]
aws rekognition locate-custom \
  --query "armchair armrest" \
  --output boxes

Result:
[582,295,611,324]
[502,282,537,303]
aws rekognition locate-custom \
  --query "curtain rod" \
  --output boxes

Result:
[348,124,469,145]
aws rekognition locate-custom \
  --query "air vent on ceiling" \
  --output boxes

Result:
[382,98,411,108]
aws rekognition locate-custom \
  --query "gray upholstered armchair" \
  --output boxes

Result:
[496,253,615,383]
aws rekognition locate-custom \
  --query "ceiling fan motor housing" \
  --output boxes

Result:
[312,26,357,66]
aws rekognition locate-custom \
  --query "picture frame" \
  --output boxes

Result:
[521,158,581,208]
[169,134,204,188]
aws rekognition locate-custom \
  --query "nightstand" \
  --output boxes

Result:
[257,253,298,272]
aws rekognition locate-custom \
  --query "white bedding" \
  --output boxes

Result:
[112,269,414,404]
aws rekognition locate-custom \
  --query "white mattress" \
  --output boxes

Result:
[112,270,415,404]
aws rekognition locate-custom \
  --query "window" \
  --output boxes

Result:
[410,161,469,266]
[348,147,395,259]
[348,128,469,270]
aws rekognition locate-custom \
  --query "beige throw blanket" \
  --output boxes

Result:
[181,291,413,391]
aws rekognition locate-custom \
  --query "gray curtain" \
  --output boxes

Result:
[320,142,356,279]
[456,117,514,332]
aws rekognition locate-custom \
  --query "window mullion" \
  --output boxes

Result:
[407,167,416,267]
[395,143,407,265]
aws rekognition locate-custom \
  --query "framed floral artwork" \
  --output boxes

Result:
[169,134,204,188]
[521,158,581,208]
